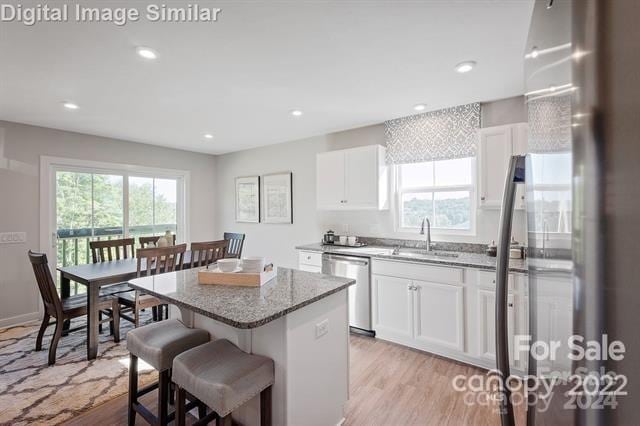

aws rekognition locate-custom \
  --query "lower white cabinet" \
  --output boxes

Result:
[371,275,414,343]
[372,262,466,357]
[372,259,531,373]
[413,280,465,351]
[298,250,322,273]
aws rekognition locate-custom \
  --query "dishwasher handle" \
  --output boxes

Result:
[322,254,369,266]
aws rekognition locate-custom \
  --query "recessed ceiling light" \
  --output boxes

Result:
[290,109,303,117]
[413,104,427,112]
[62,101,79,110]
[136,46,157,60]
[454,61,476,73]
[204,133,214,139]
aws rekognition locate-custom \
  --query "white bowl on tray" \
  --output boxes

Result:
[240,257,266,273]
[217,258,240,272]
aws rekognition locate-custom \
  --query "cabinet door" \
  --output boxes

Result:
[477,289,516,365]
[344,146,378,208]
[372,275,413,343]
[478,126,513,208]
[316,150,346,209]
[413,280,465,351]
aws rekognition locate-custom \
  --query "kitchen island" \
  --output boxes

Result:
[128,267,355,426]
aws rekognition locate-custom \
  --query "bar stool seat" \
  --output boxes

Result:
[173,339,274,425]
[127,318,209,371]
[127,319,209,425]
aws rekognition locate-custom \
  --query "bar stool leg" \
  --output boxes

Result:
[175,386,186,426]
[158,370,170,425]
[260,386,272,426]
[219,414,233,426]
[128,354,138,426]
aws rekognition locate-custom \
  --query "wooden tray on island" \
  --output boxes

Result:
[198,265,276,287]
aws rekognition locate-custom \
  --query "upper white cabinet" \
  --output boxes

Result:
[477,123,528,209]
[316,145,389,210]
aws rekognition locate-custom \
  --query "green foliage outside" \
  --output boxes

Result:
[55,172,177,286]
[402,194,470,229]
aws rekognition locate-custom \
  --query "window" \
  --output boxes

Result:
[53,164,185,294]
[529,152,571,234]
[397,157,475,232]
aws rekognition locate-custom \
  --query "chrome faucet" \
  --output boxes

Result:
[420,218,433,252]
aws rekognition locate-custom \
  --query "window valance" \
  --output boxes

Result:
[527,94,572,153]
[384,102,481,164]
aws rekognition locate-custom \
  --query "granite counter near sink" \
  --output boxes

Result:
[295,242,528,274]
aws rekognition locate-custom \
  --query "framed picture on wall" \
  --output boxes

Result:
[235,176,260,223]
[261,172,293,224]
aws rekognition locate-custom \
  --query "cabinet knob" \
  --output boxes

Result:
[307,256,311,260]
[481,196,486,201]
[508,303,514,308]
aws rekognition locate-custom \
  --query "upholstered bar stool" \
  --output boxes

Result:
[127,319,209,425]
[173,339,275,426]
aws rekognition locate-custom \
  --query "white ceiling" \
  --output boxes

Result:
[0,1,534,155]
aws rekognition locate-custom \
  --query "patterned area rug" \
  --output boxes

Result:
[0,313,157,425]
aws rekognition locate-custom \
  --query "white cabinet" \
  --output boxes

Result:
[316,145,388,210]
[413,280,465,351]
[477,123,528,209]
[316,150,345,208]
[372,260,466,356]
[371,275,414,343]
[477,289,516,365]
[298,250,322,273]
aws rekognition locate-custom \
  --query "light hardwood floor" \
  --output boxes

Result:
[69,334,523,425]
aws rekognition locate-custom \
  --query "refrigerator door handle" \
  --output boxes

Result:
[495,155,525,426]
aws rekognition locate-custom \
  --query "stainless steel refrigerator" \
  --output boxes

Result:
[494,0,640,425]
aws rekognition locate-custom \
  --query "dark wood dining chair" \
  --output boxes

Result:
[90,238,136,296]
[28,250,120,365]
[90,237,135,263]
[223,232,245,259]
[118,244,187,327]
[139,234,176,248]
[190,240,229,268]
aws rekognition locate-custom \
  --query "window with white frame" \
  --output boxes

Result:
[397,157,475,231]
[51,160,186,294]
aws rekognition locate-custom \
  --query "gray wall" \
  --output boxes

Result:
[0,121,217,327]
[215,97,527,269]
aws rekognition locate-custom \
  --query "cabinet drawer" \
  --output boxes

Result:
[372,259,463,284]
[299,251,322,267]
[477,270,519,291]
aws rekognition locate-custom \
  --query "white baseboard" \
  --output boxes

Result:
[0,311,41,329]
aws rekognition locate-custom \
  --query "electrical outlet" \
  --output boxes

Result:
[315,319,329,338]
[0,232,26,244]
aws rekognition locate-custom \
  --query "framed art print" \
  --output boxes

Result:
[261,172,293,224]
[235,176,260,223]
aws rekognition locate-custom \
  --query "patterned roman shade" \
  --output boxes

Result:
[527,94,572,153]
[384,103,481,164]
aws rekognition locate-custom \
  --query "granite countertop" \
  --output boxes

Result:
[295,243,528,274]
[127,267,355,329]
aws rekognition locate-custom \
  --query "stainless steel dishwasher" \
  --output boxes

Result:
[321,253,374,335]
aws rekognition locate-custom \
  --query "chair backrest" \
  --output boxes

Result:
[28,251,62,317]
[136,243,187,277]
[223,232,245,259]
[89,238,135,263]
[190,240,228,268]
[139,234,177,248]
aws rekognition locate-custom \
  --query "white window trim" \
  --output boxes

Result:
[39,156,191,263]
[393,160,477,237]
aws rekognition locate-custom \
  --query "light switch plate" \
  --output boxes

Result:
[0,232,26,244]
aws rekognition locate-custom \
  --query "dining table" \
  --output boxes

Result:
[57,251,193,360]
